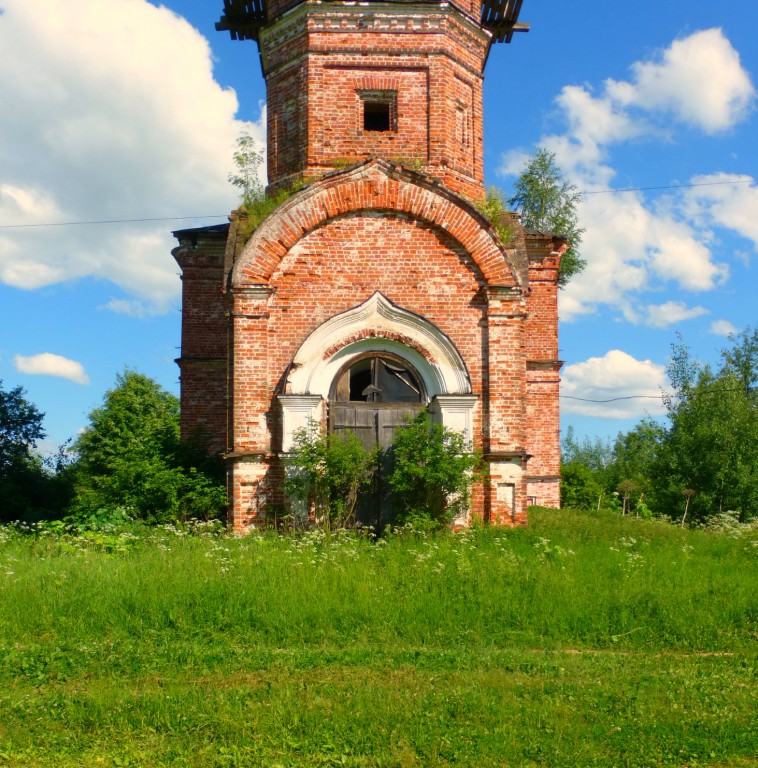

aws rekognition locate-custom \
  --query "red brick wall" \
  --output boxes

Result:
[172,228,230,454]
[260,3,489,199]
[523,235,563,507]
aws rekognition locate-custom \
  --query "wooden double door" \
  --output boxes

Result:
[330,402,423,530]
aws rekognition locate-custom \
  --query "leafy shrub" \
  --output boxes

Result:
[386,412,479,529]
[285,423,376,529]
[67,371,226,524]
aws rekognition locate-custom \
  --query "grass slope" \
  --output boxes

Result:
[0,508,756,767]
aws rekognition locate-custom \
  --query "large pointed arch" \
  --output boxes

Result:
[231,159,528,289]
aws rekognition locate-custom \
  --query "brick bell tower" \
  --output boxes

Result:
[218,0,529,197]
[172,0,563,529]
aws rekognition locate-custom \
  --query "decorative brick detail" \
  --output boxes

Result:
[232,160,525,289]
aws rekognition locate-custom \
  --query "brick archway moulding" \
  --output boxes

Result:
[286,292,472,399]
[231,159,525,288]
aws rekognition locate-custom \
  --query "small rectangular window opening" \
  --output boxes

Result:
[359,90,397,132]
[364,101,391,131]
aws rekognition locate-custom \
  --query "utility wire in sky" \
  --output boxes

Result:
[0,178,754,229]
[581,177,754,196]
[561,386,750,404]
[561,395,661,403]
[0,215,229,229]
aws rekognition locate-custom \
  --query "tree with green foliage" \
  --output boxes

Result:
[509,148,585,286]
[228,132,265,207]
[0,380,44,476]
[387,411,479,529]
[611,418,666,515]
[68,370,225,523]
[654,329,758,523]
[560,426,617,510]
[562,330,758,523]
[0,381,70,521]
[560,461,606,511]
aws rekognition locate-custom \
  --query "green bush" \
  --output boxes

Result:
[67,371,225,524]
[285,423,376,529]
[386,411,479,528]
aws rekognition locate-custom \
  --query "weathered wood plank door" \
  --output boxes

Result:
[330,402,423,530]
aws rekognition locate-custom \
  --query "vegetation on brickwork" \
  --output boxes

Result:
[330,156,357,170]
[227,131,265,208]
[0,507,756,765]
[228,131,309,240]
[473,185,516,247]
[509,147,585,286]
[237,178,309,239]
[563,327,758,524]
[286,412,479,531]
[388,155,425,171]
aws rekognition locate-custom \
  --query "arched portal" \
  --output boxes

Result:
[329,352,426,529]
[277,293,479,528]
[286,292,472,399]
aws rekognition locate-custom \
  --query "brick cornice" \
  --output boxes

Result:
[259,2,491,77]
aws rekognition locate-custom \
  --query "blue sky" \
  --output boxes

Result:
[0,0,755,453]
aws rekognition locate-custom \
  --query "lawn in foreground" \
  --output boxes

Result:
[0,508,756,767]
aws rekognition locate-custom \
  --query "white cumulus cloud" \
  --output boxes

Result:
[0,0,266,314]
[504,28,753,322]
[683,173,758,249]
[14,353,90,385]
[561,350,668,419]
[709,319,739,337]
[641,301,708,329]
[607,28,755,134]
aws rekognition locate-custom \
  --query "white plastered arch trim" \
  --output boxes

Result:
[287,292,472,399]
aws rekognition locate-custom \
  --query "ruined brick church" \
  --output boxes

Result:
[172,0,563,530]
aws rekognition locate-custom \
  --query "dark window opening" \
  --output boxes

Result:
[349,360,373,400]
[364,101,391,131]
[359,90,397,132]
[334,356,423,404]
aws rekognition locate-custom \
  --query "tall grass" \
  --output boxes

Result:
[1,508,756,766]
[2,508,755,654]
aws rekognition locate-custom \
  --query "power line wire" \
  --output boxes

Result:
[581,178,754,196]
[0,215,229,230]
[561,385,751,404]
[0,178,754,229]
[561,395,661,403]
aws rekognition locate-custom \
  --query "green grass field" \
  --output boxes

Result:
[1,508,756,767]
